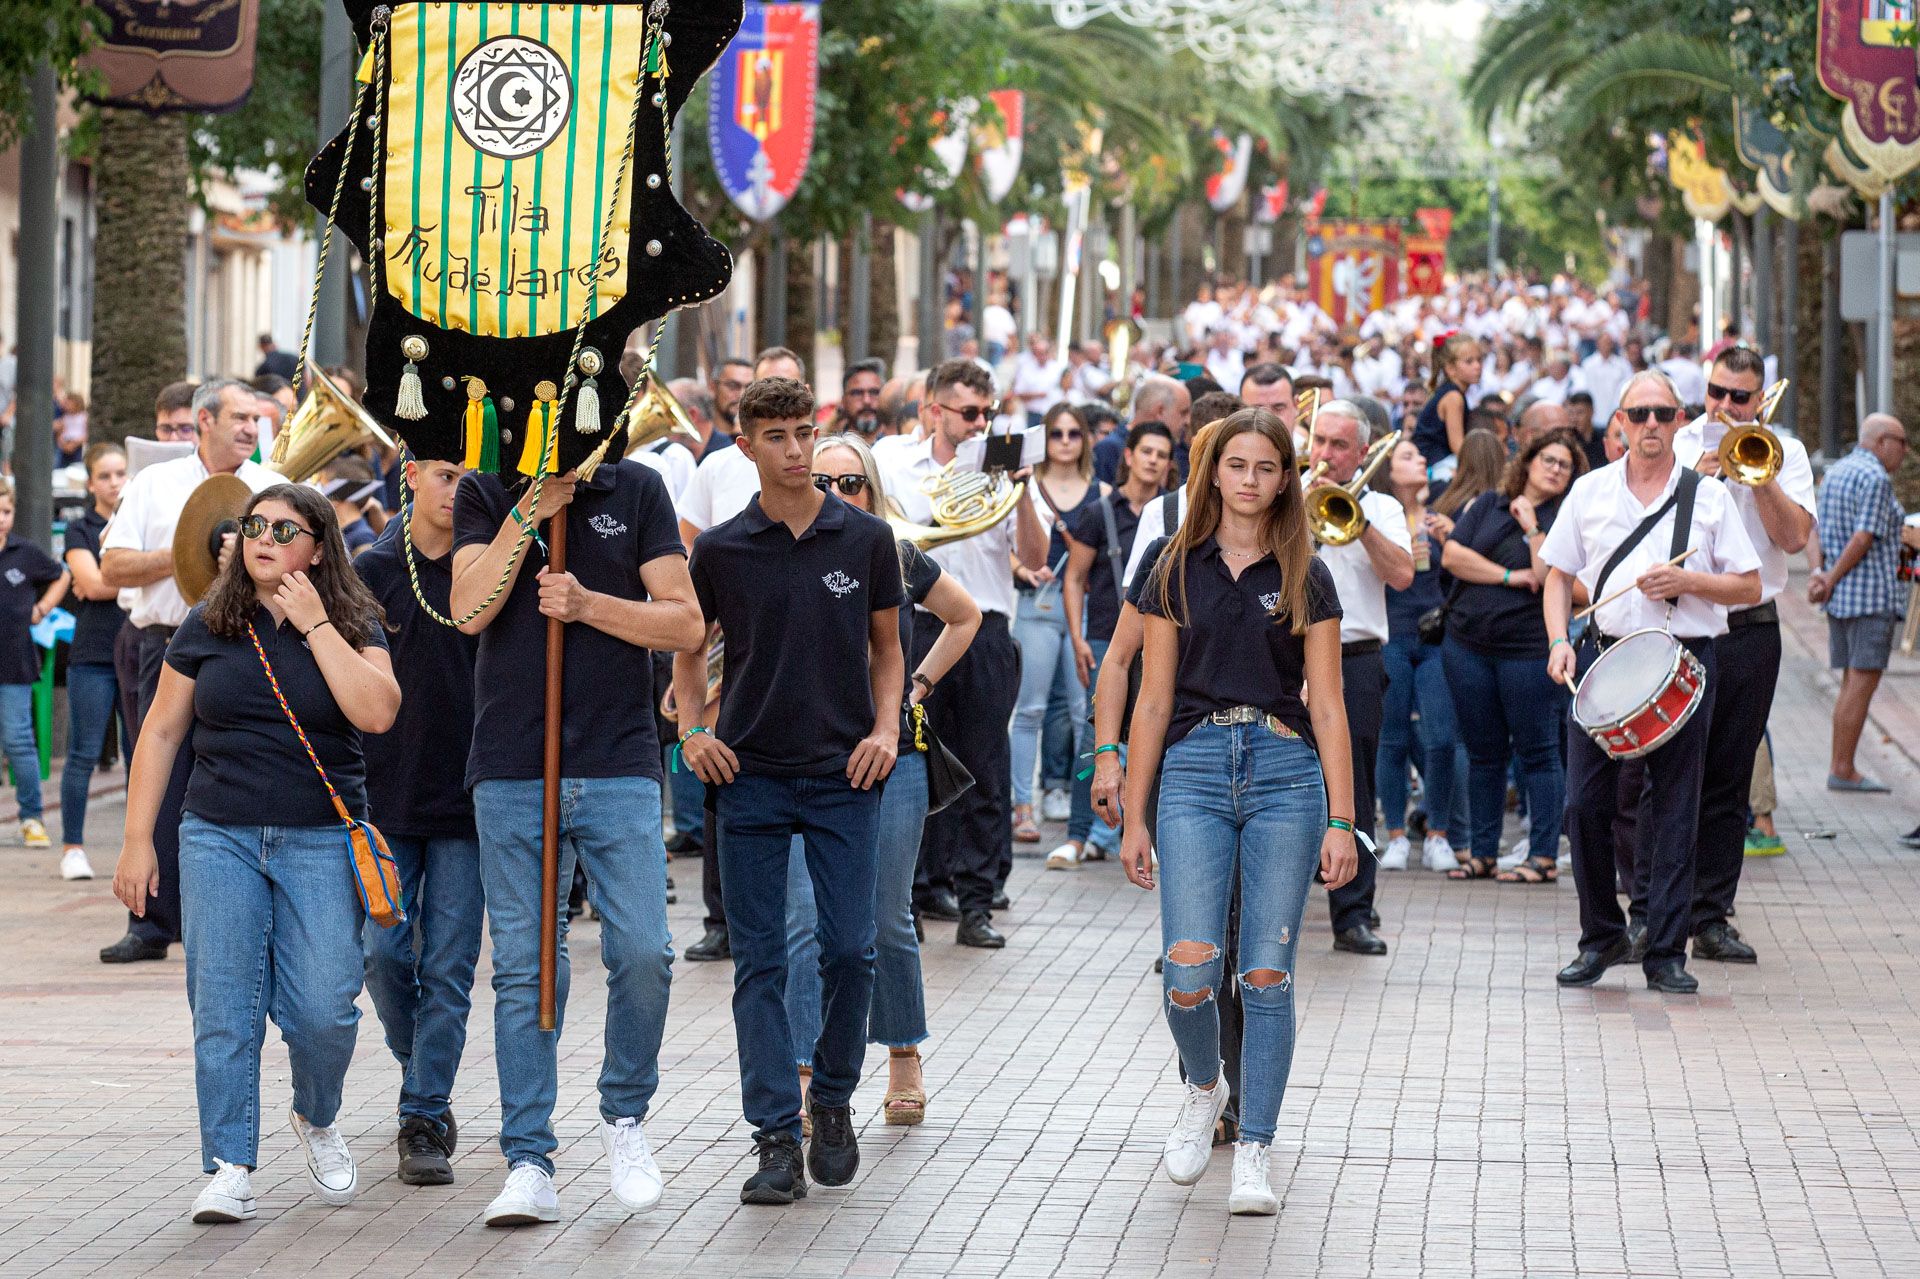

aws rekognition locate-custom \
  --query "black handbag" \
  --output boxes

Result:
[1416,510,1530,646]
[911,703,975,815]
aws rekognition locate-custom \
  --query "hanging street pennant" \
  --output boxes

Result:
[1414,207,1453,241]
[1733,97,1800,219]
[1304,219,1401,327]
[1664,130,1734,221]
[304,0,740,475]
[1816,0,1920,185]
[1306,187,1329,220]
[1204,130,1252,214]
[82,0,261,114]
[706,1,820,222]
[1255,180,1288,225]
[897,100,974,213]
[974,89,1025,205]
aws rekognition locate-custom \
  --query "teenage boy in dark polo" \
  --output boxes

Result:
[355,456,481,1188]
[676,377,904,1206]
[451,451,704,1227]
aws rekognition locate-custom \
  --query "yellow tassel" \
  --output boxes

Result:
[517,383,558,477]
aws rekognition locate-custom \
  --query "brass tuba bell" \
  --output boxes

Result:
[621,372,704,458]
[269,364,398,483]
[1713,379,1789,487]
[1306,431,1400,547]
[886,465,1029,551]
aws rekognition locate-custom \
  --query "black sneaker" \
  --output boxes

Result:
[806,1101,859,1186]
[99,932,169,964]
[397,1115,454,1186]
[741,1133,807,1205]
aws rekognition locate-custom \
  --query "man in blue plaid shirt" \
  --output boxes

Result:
[1809,413,1910,791]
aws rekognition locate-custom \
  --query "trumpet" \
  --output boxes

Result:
[1305,431,1400,547]
[1713,379,1789,487]
[1296,387,1322,466]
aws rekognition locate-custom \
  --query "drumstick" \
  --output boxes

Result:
[1572,547,1696,622]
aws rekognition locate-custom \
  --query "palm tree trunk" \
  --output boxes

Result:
[90,110,191,444]
[869,218,899,370]
[784,235,817,380]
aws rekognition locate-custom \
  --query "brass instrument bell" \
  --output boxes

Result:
[1713,379,1789,487]
[621,372,704,457]
[270,364,398,483]
[886,465,1028,551]
[1306,431,1401,547]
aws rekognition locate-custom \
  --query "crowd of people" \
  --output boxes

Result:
[2,263,1900,1228]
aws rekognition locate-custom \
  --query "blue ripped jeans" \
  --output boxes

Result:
[1154,723,1326,1147]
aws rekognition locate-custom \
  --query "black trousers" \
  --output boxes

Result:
[1691,620,1779,933]
[113,622,142,764]
[129,626,192,945]
[1327,649,1384,934]
[914,611,1017,916]
[1614,758,1647,903]
[701,808,724,930]
[1566,637,1715,974]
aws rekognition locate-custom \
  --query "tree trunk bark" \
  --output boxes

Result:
[90,110,192,444]
[784,234,817,380]
[1665,234,1698,341]
[869,218,900,370]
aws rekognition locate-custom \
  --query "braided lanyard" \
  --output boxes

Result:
[247,622,357,827]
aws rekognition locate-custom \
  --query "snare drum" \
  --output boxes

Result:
[1570,629,1708,760]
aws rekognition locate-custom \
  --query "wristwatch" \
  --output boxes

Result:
[912,672,935,696]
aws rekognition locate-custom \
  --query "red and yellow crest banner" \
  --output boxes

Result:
[1305,220,1401,326]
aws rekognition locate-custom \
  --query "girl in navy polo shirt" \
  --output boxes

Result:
[0,479,68,851]
[1122,407,1360,1216]
[113,484,399,1225]
[57,442,129,881]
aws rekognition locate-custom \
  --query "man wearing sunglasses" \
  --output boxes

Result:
[878,359,1046,949]
[1542,369,1761,995]
[95,378,278,966]
[1672,346,1815,966]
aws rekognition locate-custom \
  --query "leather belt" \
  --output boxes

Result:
[1206,705,1298,738]
[1340,639,1383,657]
[139,624,178,640]
[1726,601,1779,630]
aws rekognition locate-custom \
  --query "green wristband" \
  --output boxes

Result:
[1327,817,1354,833]
[1549,636,1571,650]
[1502,568,1511,585]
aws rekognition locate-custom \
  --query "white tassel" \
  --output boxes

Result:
[574,376,602,434]
[396,360,428,420]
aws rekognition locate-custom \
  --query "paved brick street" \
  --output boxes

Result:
[3,581,1920,1278]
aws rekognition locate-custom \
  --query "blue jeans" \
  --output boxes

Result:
[1377,634,1460,835]
[362,834,484,1126]
[472,777,672,1175]
[1012,590,1087,807]
[178,815,364,1171]
[1067,637,1118,850]
[0,684,41,821]
[1155,724,1326,1147]
[786,751,930,1061]
[60,662,118,844]
[718,771,879,1140]
[1442,638,1567,863]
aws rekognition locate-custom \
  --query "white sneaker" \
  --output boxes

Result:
[601,1117,663,1212]
[1228,1142,1278,1215]
[1421,833,1456,873]
[1378,835,1410,871]
[1498,837,1529,871]
[288,1107,357,1205]
[1046,840,1083,871]
[1162,1066,1230,1186]
[190,1159,256,1223]
[485,1162,561,1226]
[1041,788,1071,821]
[60,846,95,880]
[19,817,48,848]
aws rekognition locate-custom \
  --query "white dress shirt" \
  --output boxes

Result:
[1009,354,1068,417]
[1673,416,1816,606]
[1123,490,1183,589]
[1539,458,1761,640]
[1317,488,1412,645]
[1579,351,1633,420]
[1204,349,1245,391]
[634,437,697,503]
[879,434,1026,617]
[101,452,279,630]
[675,443,759,532]
[1657,357,1708,408]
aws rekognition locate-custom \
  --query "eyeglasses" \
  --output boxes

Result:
[154,424,193,441]
[1049,429,1083,443]
[812,473,870,496]
[1621,406,1681,425]
[239,514,317,545]
[1536,453,1574,472]
[1705,382,1756,406]
[933,400,996,424]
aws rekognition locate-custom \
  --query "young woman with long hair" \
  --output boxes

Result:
[1011,403,1104,844]
[1411,333,1483,477]
[113,483,400,1224]
[57,442,130,881]
[783,434,982,1127]
[1427,426,1508,534]
[1122,406,1360,1215]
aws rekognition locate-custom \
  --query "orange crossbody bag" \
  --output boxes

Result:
[246,621,406,928]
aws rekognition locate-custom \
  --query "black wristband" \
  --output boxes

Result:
[912,672,935,695]
[303,619,333,639]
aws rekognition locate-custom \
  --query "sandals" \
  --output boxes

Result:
[1013,805,1041,844]
[1446,855,1497,880]
[883,1049,926,1126]
[1497,856,1559,884]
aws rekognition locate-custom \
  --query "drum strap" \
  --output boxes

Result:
[1592,468,1700,611]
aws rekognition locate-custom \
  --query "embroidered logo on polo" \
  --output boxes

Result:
[822,570,859,598]
[451,36,573,161]
[1259,591,1281,610]
[589,513,627,538]
[3,569,22,587]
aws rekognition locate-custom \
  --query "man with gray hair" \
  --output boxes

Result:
[1306,399,1415,955]
[95,377,278,963]
[1095,374,1191,485]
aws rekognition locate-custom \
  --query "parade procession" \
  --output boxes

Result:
[4,1,1920,1276]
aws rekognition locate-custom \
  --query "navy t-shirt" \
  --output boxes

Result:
[1385,512,1447,641]
[1412,378,1463,467]
[454,460,685,788]
[1137,541,1342,750]
[0,539,64,685]
[899,540,940,738]
[355,522,478,837]
[1445,489,1562,659]
[342,517,377,556]
[1070,491,1144,643]
[63,511,127,667]
[689,492,906,776]
[166,602,389,826]
[1038,480,1101,567]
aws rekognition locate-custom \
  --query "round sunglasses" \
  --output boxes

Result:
[240,514,318,545]
[812,473,870,496]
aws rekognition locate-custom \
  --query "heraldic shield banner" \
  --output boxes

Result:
[1305,220,1402,328]
[707,1,820,222]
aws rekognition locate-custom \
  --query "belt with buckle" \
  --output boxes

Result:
[1206,705,1297,738]
[1340,638,1383,657]
[1726,600,1779,630]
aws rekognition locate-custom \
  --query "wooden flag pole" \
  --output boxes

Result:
[539,511,567,1032]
